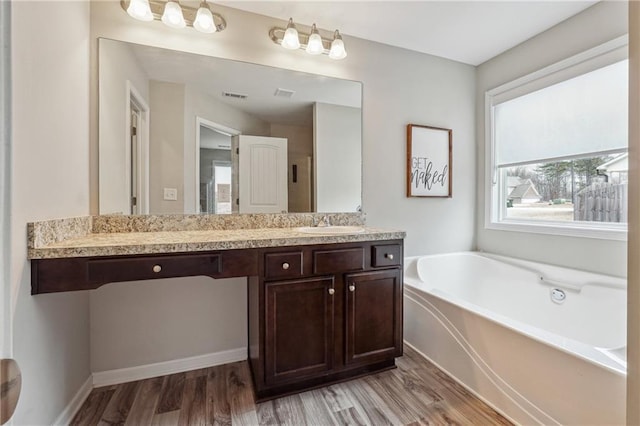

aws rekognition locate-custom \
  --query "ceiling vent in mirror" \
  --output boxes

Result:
[222,91,248,100]
[121,0,226,33]
[269,18,347,60]
[274,88,295,99]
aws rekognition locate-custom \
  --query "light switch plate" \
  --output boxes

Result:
[163,188,178,201]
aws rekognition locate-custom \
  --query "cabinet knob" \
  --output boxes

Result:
[152,265,162,273]
[349,284,356,292]
[282,262,290,270]
[385,253,394,260]
[328,288,335,295]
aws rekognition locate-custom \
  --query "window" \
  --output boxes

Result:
[486,37,628,240]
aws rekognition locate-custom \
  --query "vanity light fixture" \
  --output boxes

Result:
[193,1,216,33]
[161,0,186,29]
[126,0,153,21]
[305,24,324,55]
[269,18,348,60]
[281,18,300,50]
[329,30,347,60]
[121,0,227,33]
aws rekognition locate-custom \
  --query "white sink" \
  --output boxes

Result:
[295,226,365,235]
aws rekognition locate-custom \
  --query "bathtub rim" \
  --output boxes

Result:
[403,251,627,377]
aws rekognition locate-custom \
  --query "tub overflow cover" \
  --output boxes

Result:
[551,288,566,304]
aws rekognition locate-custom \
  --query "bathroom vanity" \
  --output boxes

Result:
[249,240,402,400]
[28,214,405,401]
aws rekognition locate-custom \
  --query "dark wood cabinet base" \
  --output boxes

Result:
[248,241,403,401]
[249,358,397,402]
[31,239,404,401]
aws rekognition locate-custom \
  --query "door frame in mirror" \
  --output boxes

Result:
[195,117,240,214]
[127,81,150,215]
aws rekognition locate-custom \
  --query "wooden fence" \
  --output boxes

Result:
[574,183,627,222]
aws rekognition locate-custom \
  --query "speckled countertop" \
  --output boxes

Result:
[28,214,405,259]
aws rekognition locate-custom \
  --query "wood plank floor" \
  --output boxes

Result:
[72,345,512,425]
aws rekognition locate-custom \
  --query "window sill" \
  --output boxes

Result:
[485,219,627,241]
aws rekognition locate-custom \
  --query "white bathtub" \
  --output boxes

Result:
[403,252,626,425]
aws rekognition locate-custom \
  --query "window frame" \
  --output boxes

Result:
[485,35,629,241]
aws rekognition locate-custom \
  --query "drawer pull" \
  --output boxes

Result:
[328,288,335,295]
[349,284,356,292]
[385,253,394,260]
[152,265,162,273]
[282,262,290,270]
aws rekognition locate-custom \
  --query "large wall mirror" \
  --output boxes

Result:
[98,38,362,215]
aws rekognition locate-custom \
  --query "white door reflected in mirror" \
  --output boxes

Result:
[238,135,288,214]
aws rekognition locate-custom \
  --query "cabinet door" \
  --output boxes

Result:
[344,269,402,366]
[265,277,335,385]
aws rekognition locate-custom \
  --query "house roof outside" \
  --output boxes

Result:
[507,176,524,188]
[597,153,628,173]
[508,179,541,200]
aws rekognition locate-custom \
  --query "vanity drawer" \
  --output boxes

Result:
[372,244,402,267]
[87,254,222,284]
[313,248,364,275]
[265,252,304,279]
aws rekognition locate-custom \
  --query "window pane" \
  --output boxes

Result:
[495,60,628,166]
[502,153,628,223]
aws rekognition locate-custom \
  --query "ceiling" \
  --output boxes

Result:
[119,40,361,126]
[221,1,599,66]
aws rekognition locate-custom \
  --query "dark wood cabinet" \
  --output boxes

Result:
[264,277,335,385]
[249,240,403,401]
[30,236,404,402]
[345,269,403,366]
[31,249,258,294]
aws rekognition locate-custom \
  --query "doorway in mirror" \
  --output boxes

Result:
[196,118,237,214]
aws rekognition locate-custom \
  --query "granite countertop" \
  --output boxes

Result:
[28,226,406,259]
[28,215,405,259]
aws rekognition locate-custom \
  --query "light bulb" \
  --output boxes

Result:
[161,0,186,29]
[194,2,216,33]
[281,18,300,50]
[329,30,347,60]
[126,0,153,22]
[305,24,324,55]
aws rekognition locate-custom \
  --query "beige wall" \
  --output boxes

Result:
[475,1,628,277]
[628,2,640,423]
[149,81,185,214]
[11,2,91,424]
[270,123,313,212]
[270,123,313,156]
[90,276,247,372]
[89,1,475,372]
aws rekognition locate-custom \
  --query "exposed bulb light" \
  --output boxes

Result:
[194,1,216,33]
[329,30,347,60]
[281,18,300,50]
[161,0,186,29]
[269,19,347,60]
[126,0,153,21]
[121,1,227,33]
[305,24,324,55]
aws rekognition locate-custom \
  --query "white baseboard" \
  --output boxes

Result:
[92,347,247,387]
[54,348,247,424]
[52,375,93,426]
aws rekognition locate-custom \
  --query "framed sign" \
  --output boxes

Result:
[406,124,452,197]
